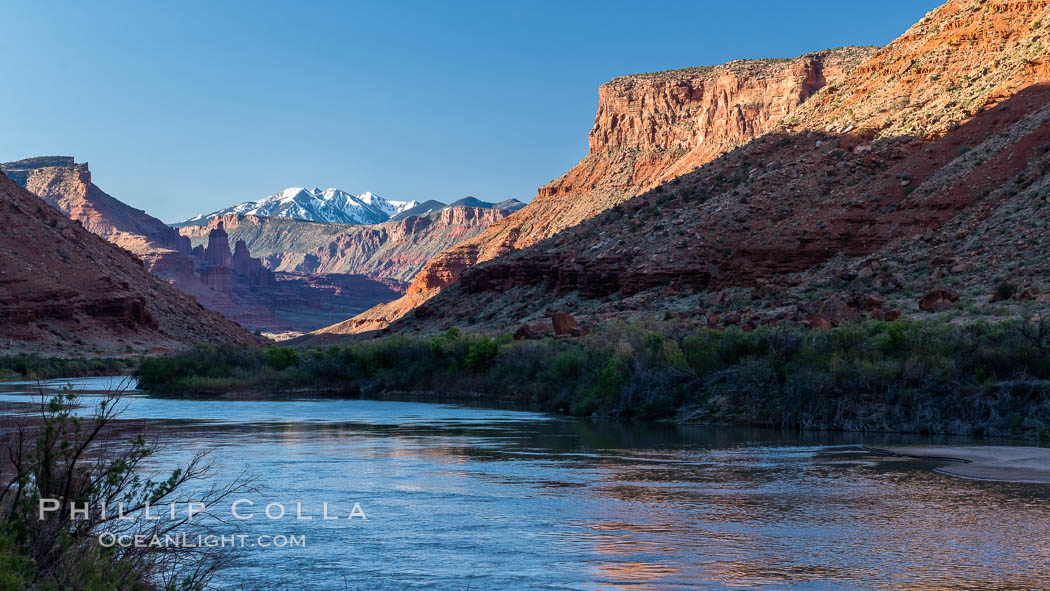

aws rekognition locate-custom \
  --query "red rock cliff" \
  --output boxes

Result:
[0,170,263,352]
[395,0,1050,333]
[10,160,191,256]
[322,47,876,335]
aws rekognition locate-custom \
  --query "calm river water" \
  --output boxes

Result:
[0,378,1048,590]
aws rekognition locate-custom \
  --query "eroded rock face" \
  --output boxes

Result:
[328,48,876,335]
[1,158,213,306]
[204,222,234,268]
[180,206,514,285]
[0,170,263,353]
[141,250,197,286]
[434,49,873,275]
[2,159,192,256]
[789,0,1050,139]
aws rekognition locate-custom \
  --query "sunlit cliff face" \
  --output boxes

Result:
[319,48,876,336]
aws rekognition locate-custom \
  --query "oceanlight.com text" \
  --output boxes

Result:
[98,532,307,549]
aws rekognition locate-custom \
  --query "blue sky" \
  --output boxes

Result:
[1,1,935,222]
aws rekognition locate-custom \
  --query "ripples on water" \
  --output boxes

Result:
[1,378,1048,590]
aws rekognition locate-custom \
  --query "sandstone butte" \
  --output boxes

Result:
[311,0,1050,338]
[9,157,193,259]
[312,47,877,336]
[0,168,264,353]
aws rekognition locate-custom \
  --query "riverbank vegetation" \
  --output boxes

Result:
[136,318,1050,440]
[0,354,136,381]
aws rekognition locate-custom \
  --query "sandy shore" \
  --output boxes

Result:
[869,446,1050,483]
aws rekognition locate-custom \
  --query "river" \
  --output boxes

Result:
[0,377,1047,590]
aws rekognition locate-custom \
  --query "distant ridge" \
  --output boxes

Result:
[388,200,447,220]
[389,197,525,221]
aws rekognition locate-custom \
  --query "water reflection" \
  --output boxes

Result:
[0,378,1047,590]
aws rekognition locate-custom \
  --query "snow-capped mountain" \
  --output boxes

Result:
[179,188,419,226]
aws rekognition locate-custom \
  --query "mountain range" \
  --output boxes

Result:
[389,197,525,221]
[178,187,420,226]
[180,188,524,229]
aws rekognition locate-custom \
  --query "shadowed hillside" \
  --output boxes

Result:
[0,170,264,353]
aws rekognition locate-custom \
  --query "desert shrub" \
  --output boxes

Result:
[544,349,587,383]
[267,346,299,371]
[995,280,1018,301]
[136,317,1050,438]
[464,337,499,373]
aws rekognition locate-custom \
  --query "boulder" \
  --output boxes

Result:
[851,293,885,312]
[514,321,551,340]
[704,291,727,307]
[873,273,903,291]
[754,283,776,298]
[1019,287,1040,301]
[919,288,959,312]
[551,312,578,336]
[816,297,860,326]
[804,314,833,330]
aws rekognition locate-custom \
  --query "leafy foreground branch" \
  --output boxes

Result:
[138,318,1050,440]
[0,381,252,590]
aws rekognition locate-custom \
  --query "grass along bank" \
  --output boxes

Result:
[0,354,137,381]
[136,318,1050,440]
